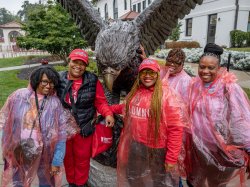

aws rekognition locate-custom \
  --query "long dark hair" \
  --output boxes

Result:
[29,65,60,92]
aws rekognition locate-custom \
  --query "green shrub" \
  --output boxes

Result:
[87,50,94,57]
[169,22,182,41]
[247,32,250,47]
[230,30,250,47]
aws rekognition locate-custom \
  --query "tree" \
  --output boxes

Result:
[17,1,87,62]
[0,8,17,25]
[17,1,43,22]
[169,22,182,41]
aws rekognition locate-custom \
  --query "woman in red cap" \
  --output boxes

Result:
[57,49,114,187]
[111,58,188,187]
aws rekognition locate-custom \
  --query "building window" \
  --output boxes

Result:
[133,4,136,12]
[142,1,146,10]
[105,4,108,20]
[113,0,118,19]
[137,3,141,13]
[248,12,250,32]
[124,0,127,10]
[186,18,192,36]
[0,29,4,43]
[148,0,151,5]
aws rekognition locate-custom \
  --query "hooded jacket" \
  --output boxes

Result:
[111,83,185,164]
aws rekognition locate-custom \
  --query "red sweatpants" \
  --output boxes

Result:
[64,133,93,185]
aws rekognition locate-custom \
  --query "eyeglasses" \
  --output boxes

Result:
[139,70,157,77]
[166,60,182,67]
[40,80,55,87]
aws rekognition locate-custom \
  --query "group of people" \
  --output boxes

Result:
[0,49,114,187]
[0,43,250,187]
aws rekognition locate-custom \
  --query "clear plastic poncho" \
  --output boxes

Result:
[117,83,190,187]
[161,67,192,179]
[0,88,79,186]
[187,68,250,187]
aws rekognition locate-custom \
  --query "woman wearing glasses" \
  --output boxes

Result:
[163,48,191,104]
[111,58,187,187]
[0,65,79,186]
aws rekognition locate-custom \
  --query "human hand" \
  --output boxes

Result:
[105,115,114,127]
[140,45,147,60]
[165,163,176,172]
[50,165,60,176]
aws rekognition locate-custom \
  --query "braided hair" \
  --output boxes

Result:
[201,43,223,63]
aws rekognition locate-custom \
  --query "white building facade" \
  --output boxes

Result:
[95,0,153,20]
[180,0,250,47]
[95,0,250,47]
[0,21,25,51]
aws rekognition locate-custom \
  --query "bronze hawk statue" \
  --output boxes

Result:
[57,0,203,167]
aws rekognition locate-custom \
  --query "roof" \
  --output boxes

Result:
[0,21,23,29]
[120,10,139,21]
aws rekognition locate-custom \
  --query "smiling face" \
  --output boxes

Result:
[68,59,87,79]
[166,60,183,75]
[198,56,220,83]
[139,69,158,88]
[165,49,185,76]
[36,74,55,95]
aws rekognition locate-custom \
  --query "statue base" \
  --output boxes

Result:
[88,159,117,187]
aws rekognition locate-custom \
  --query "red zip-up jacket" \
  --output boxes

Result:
[111,84,184,164]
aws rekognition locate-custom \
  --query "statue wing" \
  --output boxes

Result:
[56,0,105,48]
[134,0,203,55]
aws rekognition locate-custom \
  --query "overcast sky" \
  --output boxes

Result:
[0,0,39,14]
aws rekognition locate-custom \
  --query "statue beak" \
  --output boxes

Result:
[104,74,115,91]
[103,67,121,91]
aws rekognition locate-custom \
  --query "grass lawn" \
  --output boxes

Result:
[0,55,47,68]
[0,61,98,107]
[228,48,250,52]
[0,70,28,107]
[243,88,250,99]
[0,56,28,68]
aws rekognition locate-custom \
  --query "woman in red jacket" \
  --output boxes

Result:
[111,58,187,187]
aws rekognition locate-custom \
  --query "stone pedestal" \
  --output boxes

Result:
[88,159,117,187]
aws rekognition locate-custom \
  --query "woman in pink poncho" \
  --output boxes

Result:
[0,66,79,186]
[163,49,192,185]
[187,43,250,187]
[164,48,192,104]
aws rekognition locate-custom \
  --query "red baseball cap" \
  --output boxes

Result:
[139,58,160,72]
[69,49,89,65]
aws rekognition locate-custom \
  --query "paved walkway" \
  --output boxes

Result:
[0,61,64,72]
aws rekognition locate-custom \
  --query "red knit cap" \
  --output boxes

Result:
[69,49,89,65]
[139,58,160,72]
